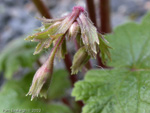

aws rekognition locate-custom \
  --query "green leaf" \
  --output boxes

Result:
[0,71,72,113]
[25,22,62,40]
[0,37,39,79]
[106,13,150,69]
[48,69,71,99]
[72,13,150,113]
[72,69,150,113]
[98,34,111,63]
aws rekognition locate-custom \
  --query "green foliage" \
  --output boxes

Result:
[106,13,150,69]
[48,69,71,99]
[72,13,150,113]
[72,70,150,113]
[0,71,72,113]
[0,37,39,79]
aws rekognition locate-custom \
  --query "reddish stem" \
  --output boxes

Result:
[99,0,112,33]
[31,0,82,109]
[64,54,78,86]
[32,0,78,85]
[32,0,52,18]
[61,98,72,108]
[96,0,112,67]
[86,0,107,67]
[96,53,108,68]
[86,0,97,27]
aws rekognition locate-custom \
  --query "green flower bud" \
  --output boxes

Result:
[26,59,53,101]
[26,36,65,101]
[71,47,90,74]
[77,12,99,58]
[68,21,80,40]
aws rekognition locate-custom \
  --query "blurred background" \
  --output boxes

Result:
[0,0,150,112]
[0,0,150,51]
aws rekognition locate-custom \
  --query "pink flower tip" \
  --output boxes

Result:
[73,6,84,12]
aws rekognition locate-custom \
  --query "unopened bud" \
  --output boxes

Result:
[71,47,90,74]
[68,22,80,40]
[26,58,53,101]
[77,12,99,57]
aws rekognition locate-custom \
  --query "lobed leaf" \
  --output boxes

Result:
[106,13,150,69]
[72,12,150,113]
[72,69,150,113]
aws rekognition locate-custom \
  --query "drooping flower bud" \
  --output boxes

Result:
[77,12,99,58]
[71,47,90,74]
[67,21,80,40]
[25,6,112,101]
[26,36,65,100]
[26,58,53,101]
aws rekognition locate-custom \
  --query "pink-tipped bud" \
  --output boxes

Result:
[73,6,85,12]
[77,12,99,58]
[26,59,53,101]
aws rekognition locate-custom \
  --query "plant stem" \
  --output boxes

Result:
[85,0,108,67]
[32,0,78,84]
[32,0,83,109]
[32,0,52,18]
[86,0,97,27]
[99,0,112,33]
[64,54,78,86]
[96,0,112,67]
[61,98,72,108]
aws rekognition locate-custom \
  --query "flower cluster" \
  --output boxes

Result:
[25,6,111,100]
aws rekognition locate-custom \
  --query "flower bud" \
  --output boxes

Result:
[77,12,99,58]
[26,59,53,101]
[67,22,80,40]
[71,47,90,74]
[26,35,65,101]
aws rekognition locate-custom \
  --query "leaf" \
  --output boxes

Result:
[106,13,150,69]
[98,34,111,63]
[0,71,72,113]
[0,37,39,79]
[72,13,150,113]
[25,22,62,40]
[48,69,71,99]
[72,69,150,113]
